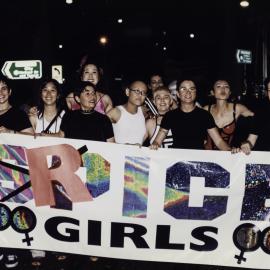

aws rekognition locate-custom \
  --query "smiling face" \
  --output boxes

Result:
[212,80,231,100]
[81,64,100,85]
[41,82,58,106]
[177,80,196,104]
[153,89,172,114]
[0,81,11,105]
[76,85,97,110]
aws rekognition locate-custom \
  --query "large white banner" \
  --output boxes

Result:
[0,134,270,269]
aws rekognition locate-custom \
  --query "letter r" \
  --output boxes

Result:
[27,144,92,206]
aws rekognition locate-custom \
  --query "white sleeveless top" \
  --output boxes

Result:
[113,106,146,144]
[35,110,65,133]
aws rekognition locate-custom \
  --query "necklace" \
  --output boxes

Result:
[80,109,94,114]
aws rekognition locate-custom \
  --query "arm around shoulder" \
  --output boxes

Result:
[236,103,254,117]
[103,94,113,113]
[149,127,169,150]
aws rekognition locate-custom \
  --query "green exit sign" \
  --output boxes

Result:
[1,60,42,79]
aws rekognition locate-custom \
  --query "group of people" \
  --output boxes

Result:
[0,59,270,269]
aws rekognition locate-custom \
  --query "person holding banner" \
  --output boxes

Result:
[0,75,34,136]
[143,73,178,120]
[145,86,174,147]
[59,81,115,142]
[203,79,257,154]
[0,75,34,269]
[29,79,65,136]
[107,80,147,146]
[150,79,231,151]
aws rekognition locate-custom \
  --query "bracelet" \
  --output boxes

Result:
[241,140,253,149]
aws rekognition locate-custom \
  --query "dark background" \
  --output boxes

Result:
[1,0,269,106]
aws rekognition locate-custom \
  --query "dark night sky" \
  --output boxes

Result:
[1,0,269,105]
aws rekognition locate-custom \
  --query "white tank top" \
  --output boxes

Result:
[113,106,146,144]
[35,110,65,133]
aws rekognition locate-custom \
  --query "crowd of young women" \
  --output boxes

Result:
[1,58,270,269]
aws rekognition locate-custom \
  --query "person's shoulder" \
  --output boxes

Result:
[9,107,27,117]
[108,105,121,113]
[167,108,178,115]
[234,102,245,111]
[195,106,208,113]
[195,106,213,118]
[146,117,156,127]
[101,93,112,102]
[62,109,78,119]
[94,110,110,121]
[203,104,209,111]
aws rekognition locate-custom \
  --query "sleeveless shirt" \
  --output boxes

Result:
[113,106,146,144]
[94,95,106,114]
[35,110,65,133]
[204,103,236,150]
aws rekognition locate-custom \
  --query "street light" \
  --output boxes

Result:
[99,36,108,46]
[240,0,249,8]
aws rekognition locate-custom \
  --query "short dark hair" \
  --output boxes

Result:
[211,79,231,89]
[74,81,96,98]
[176,78,197,91]
[0,74,12,91]
[149,73,164,82]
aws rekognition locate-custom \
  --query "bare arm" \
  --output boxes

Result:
[240,134,258,155]
[20,127,35,135]
[102,94,114,113]
[106,136,115,143]
[236,104,254,117]
[207,127,231,151]
[145,118,156,141]
[106,107,121,123]
[0,126,34,135]
[29,115,37,131]
[203,105,209,111]
[150,128,169,150]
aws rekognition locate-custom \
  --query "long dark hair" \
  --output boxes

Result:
[79,61,105,90]
[37,79,62,118]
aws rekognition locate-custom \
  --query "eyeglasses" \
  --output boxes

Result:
[129,88,147,96]
[179,87,196,93]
